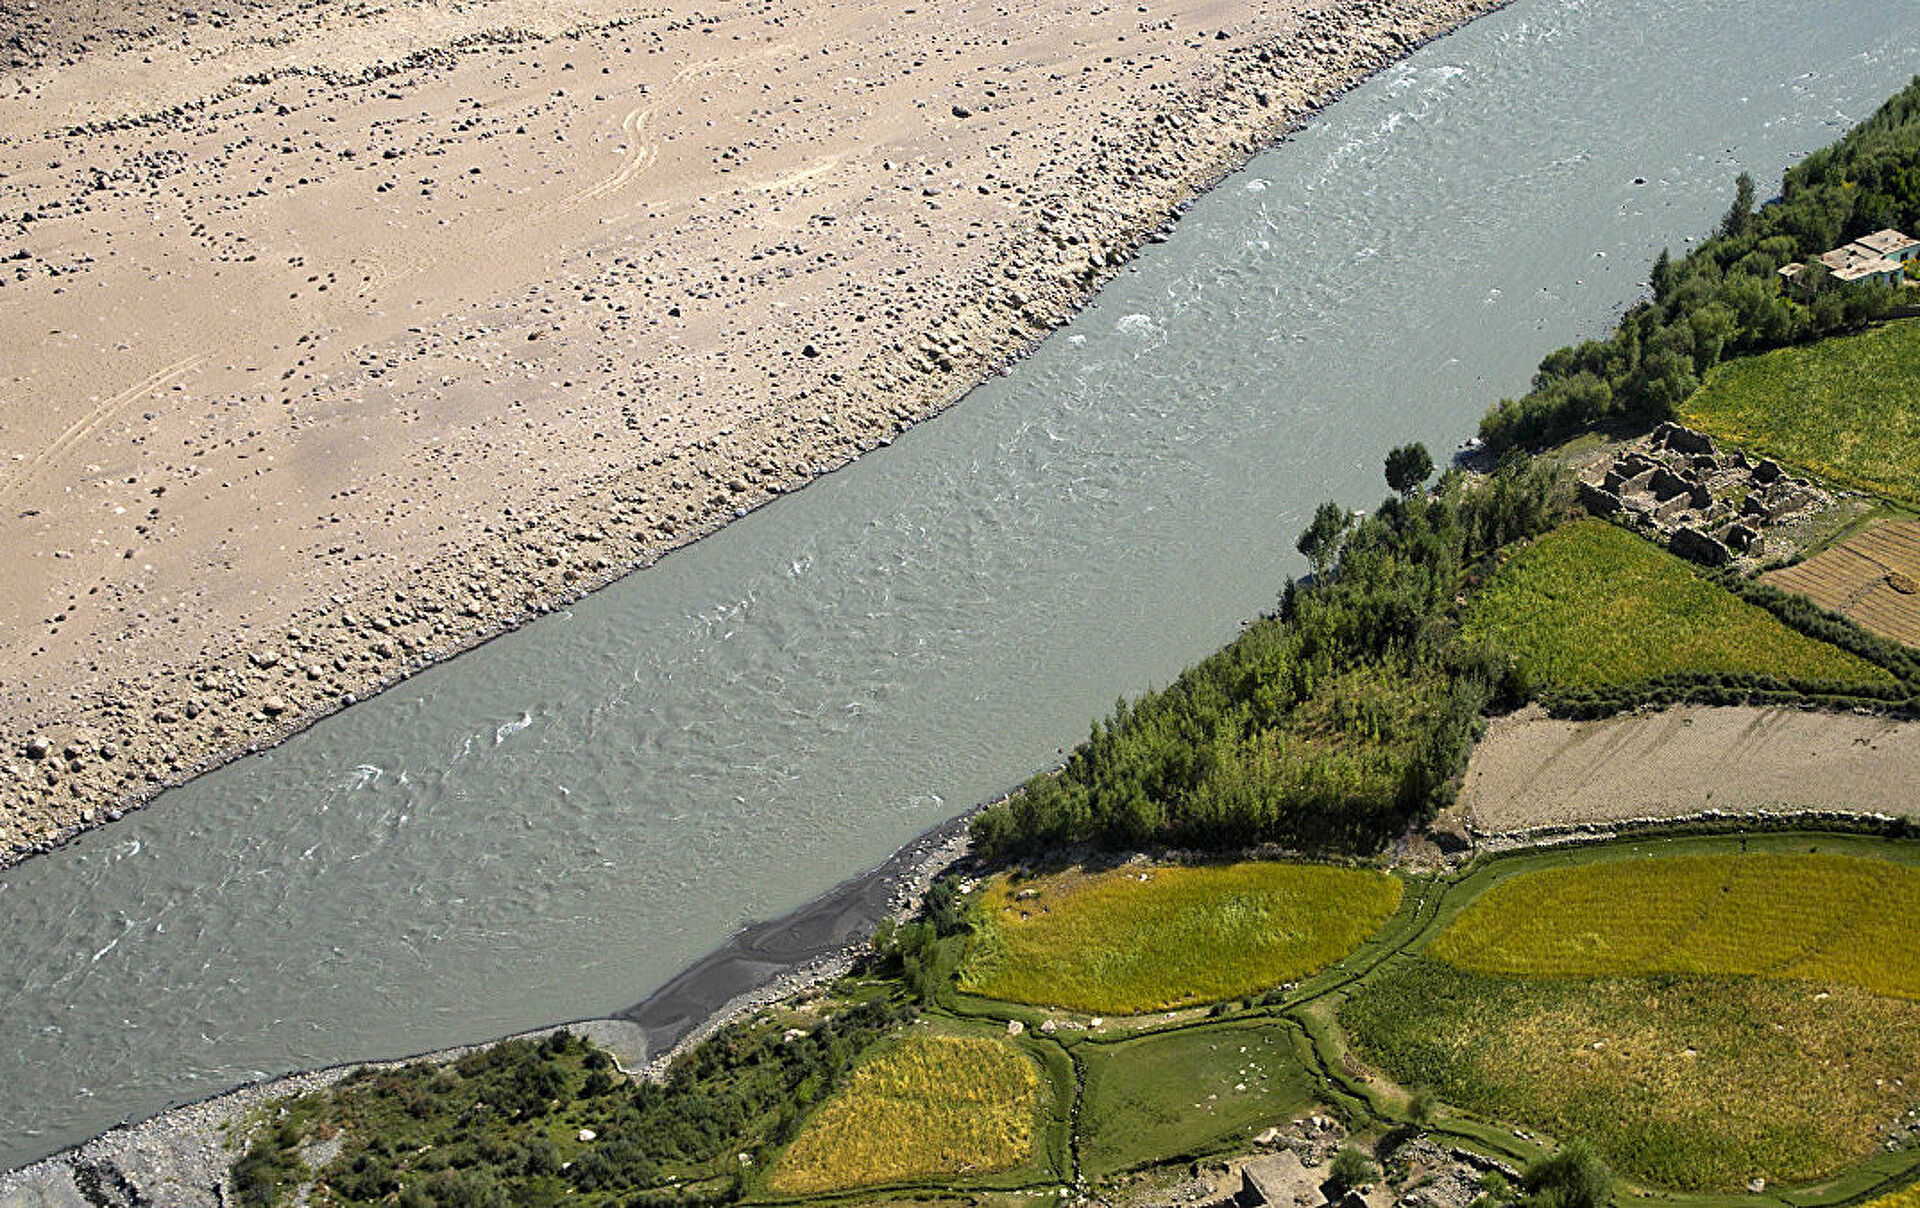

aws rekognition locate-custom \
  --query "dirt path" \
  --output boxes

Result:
[1457,704,1920,835]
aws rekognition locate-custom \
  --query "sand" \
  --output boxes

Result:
[1456,703,1920,836]
[0,0,1508,863]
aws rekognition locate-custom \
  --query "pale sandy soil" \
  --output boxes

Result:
[1456,703,1920,835]
[0,0,1505,862]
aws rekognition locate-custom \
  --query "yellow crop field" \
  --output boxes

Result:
[960,862,1402,1015]
[769,1035,1042,1193]
[1429,852,1920,998]
[1343,958,1920,1190]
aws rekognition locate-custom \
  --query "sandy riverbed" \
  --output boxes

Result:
[0,0,1506,864]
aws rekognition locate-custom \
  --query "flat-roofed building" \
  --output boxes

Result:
[1820,242,1903,286]
[1854,228,1920,264]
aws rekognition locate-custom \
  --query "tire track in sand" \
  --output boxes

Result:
[1,355,202,513]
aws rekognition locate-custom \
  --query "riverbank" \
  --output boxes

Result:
[0,0,1509,868]
[0,799,979,1204]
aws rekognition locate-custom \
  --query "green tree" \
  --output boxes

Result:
[1720,171,1756,239]
[1384,442,1435,497]
[1649,247,1675,302]
[1297,499,1352,577]
[1329,1144,1377,1192]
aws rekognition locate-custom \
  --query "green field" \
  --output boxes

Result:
[770,1035,1044,1193]
[959,862,1402,1015]
[1682,319,1920,506]
[1461,520,1891,692]
[1342,958,1920,1192]
[1429,851,1920,997]
[1077,1020,1321,1179]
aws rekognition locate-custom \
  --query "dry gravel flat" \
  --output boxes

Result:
[1459,703,1920,834]
[0,0,1504,864]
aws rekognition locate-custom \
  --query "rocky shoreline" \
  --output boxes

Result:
[0,0,1510,869]
[0,797,980,1204]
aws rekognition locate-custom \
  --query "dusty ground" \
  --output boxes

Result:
[0,0,1507,862]
[1456,703,1920,835]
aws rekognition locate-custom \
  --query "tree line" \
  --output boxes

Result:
[969,451,1569,860]
[1479,74,1920,452]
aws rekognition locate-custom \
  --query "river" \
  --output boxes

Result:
[4,0,1917,1172]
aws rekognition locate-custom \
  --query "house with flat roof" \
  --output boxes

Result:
[1819,242,1904,287]
[1854,228,1920,264]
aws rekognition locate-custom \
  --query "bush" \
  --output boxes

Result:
[1522,1141,1611,1208]
[1330,1145,1377,1192]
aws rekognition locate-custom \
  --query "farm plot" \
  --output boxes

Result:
[959,863,1402,1015]
[1342,848,1920,1192]
[1681,319,1920,506]
[1077,1020,1320,1179]
[1429,851,1920,997]
[1343,958,1920,1192]
[1767,521,1920,648]
[769,1034,1045,1193]
[1462,520,1892,694]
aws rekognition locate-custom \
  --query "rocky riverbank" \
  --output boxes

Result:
[0,794,977,1203]
[0,0,1508,868]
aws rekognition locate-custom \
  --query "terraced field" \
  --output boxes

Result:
[1461,520,1893,694]
[769,1034,1045,1193]
[1344,958,1920,1191]
[1429,851,1920,996]
[1077,1020,1320,1179]
[1681,319,1920,506]
[958,862,1403,1015]
[1767,521,1920,648]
